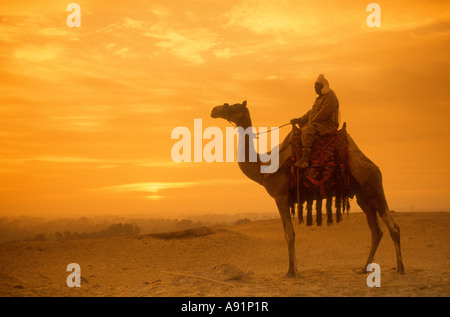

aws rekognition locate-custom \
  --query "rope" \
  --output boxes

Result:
[256,122,291,136]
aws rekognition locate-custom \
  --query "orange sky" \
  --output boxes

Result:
[1,0,449,218]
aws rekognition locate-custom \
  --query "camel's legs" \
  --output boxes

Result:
[366,171,405,274]
[380,210,405,274]
[275,195,298,277]
[359,206,383,273]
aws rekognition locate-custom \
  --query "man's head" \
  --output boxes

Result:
[314,82,324,95]
[314,74,330,95]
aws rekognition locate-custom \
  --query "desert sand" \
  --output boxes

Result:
[0,212,449,297]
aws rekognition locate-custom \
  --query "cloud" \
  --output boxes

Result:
[138,161,185,168]
[38,27,76,38]
[95,178,248,196]
[21,156,113,164]
[224,0,450,49]
[125,103,192,114]
[95,23,123,34]
[100,16,219,64]
[213,47,235,59]
[146,195,165,200]
[123,17,146,29]
[49,115,105,131]
[113,47,130,58]
[143,25,218,64]
[7,156,182,169]
[226,0,321,36]
[100,181,197,193]
[0,14,80,44]
[378,1,450,32]
[13,45,62,62]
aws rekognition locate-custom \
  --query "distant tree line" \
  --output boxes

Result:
[0,213,270,243]
[54,223,141,241]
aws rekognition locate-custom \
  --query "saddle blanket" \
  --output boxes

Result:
[290,127,350,198]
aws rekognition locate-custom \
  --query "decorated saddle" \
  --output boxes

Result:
[288,124,351,226]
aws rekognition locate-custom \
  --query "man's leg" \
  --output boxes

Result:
[295,125,316,169]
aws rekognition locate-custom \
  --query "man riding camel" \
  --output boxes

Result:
[290,74,340,169]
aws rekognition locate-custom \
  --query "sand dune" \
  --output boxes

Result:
[0,212,449,297]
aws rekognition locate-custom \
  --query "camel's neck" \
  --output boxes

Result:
[235,115,264,185]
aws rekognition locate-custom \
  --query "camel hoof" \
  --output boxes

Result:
[284,270,298,278]
[395,268,406,275]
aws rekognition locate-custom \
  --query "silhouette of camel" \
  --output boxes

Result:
[211,100,405,277]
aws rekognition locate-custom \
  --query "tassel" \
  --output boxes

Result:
[345,196,350,221]
[335,195,342,223]
[306,199,313,226]
[298,203,304,224]
[326,196,333,226]
[316,198,323,226]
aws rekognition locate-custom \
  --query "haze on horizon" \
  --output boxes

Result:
[1,0,449,219]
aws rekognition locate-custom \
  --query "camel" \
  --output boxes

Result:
[211,100,405,277]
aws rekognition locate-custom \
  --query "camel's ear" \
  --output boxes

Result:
[242,100,247,107]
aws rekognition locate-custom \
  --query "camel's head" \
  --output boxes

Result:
[211,100,249,125]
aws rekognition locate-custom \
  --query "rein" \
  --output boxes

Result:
[256,122,291,136]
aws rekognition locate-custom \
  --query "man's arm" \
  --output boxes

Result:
[291,109,311,126]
